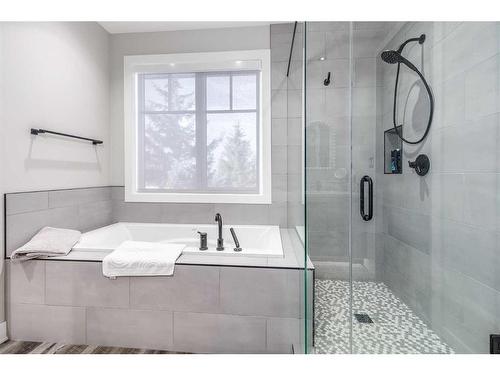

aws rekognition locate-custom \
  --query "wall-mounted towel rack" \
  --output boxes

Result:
[30,128,103,145]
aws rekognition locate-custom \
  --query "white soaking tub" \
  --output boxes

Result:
[73,222,284,258]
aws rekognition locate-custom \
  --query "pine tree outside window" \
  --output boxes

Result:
[124,50,271,203]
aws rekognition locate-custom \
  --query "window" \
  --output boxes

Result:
[124,50,271,203]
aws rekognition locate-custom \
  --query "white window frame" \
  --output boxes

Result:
[124,49,271,204]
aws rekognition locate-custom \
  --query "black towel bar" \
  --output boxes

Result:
[30,128,103,145]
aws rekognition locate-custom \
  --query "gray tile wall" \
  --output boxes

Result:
[111,187,284,226]
[270,23,304,229]
[376,22,500,353]
[6,260,310,353]
[5,187,114,257]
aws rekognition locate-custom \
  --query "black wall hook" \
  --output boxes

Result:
[324,72,331,86]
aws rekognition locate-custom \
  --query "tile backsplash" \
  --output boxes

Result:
[5,187,114,257]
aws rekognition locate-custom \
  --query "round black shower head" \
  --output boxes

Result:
[381,50,402,64]
[381,50,419,73]
[381,34,426,66]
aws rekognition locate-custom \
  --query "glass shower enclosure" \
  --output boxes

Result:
[302,21,500,354]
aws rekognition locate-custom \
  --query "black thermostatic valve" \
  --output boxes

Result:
[408,154,430,176]
[490,334,500,354]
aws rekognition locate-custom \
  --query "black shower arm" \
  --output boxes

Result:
[397,35,425,53]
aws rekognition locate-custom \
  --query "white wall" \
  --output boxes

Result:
[109,26,270,184]
[0,21,110,325]
[1,22,110,193]
[0,22,5,324]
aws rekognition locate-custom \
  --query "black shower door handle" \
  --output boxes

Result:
[360,175,373,221]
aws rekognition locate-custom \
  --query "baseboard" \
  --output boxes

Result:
[0,321,7,344]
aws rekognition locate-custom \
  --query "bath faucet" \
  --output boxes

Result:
[214,213,224,251]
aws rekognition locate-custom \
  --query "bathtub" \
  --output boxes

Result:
[73,222,284,258]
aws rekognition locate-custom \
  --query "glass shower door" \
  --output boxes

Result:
[350,21,453,354]
[349,21,384,354]
[307,20,500,355]
[304,21,353,354]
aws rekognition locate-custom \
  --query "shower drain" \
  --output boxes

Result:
[354,313,374,323]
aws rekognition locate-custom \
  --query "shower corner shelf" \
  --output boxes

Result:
[384,126,403,174]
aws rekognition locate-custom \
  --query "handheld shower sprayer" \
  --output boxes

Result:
[381,34,434,145]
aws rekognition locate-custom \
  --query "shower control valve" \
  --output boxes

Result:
[408,154,430,176]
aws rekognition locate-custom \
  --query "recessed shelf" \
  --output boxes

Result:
[384,126,403,174]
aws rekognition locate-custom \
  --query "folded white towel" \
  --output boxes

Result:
[102,240,185,278]
[11,226,81,261]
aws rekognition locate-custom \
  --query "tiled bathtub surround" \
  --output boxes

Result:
[4,186,311,353]
[6,260,310,353]
[5,187,114,257]
[111,187,283,226]
[375,22,500,353]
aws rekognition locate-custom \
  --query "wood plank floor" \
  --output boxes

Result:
[0,340,189,354]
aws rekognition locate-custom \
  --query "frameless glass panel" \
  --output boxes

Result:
[207,75,230,110]
[305,20,500,355]
[350,20,381,354]
[143,113,196,189]
[206,112,257,190]
[232,74,257,110]
[305,21,352,354]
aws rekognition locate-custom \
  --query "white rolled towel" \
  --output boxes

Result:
[11,226,81,261]
[102,240,185,278]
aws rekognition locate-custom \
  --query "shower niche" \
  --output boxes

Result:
[384,126,403,174]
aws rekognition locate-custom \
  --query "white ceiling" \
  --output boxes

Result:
[98,21,281,34]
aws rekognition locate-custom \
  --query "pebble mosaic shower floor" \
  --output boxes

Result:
[314,279,454,354]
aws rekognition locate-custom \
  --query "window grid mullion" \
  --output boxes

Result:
[229,73,233,111]
[167,75,172,111]
[137,74,146,190]
[195,72,208,189]
[141,110,196,115]
[205,109,257,114]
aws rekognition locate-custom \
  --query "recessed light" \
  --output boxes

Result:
[319,57,326,61]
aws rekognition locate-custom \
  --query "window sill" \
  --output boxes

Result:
[124,190,272,204]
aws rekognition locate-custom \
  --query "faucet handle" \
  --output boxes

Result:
[197,231,208,251]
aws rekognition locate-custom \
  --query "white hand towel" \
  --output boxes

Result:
[11,227,81,261]
[102,240,185,277]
